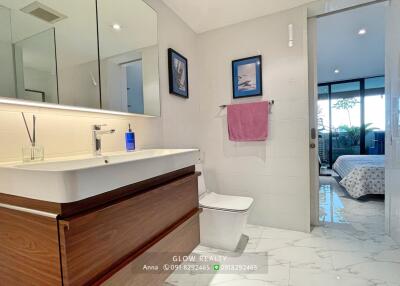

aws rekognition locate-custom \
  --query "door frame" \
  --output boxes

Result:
[308,17,319,227]
[384,0,400,239]
[307,0,389,228]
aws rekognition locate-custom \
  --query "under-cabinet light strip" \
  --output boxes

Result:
[0,98,155,118]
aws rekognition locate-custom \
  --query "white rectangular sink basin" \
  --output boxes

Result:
[0,149,200,203]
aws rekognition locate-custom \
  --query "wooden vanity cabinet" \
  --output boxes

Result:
[0,208,62,286]
[0,166,200,286]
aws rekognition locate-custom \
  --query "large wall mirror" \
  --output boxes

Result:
[0,0,160,116]
[0,0,101,109]
[97,0,160,116]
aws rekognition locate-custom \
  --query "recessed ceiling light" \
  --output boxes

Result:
[334,69,340,74]
[358,28,367,35]
[112,23,121,31]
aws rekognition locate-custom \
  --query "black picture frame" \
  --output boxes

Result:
[168,48,189,98]
[232,55,263,99]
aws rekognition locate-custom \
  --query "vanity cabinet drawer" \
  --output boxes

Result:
[58,173,199,286]
[0,207,62,286]
[103,210,200,286]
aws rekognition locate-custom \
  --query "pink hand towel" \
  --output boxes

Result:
[227,101,269,141]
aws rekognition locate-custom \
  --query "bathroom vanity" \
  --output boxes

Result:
[0,149,200,286]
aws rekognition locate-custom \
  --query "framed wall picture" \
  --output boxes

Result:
[232,55,262,99]
[168,48,189,98]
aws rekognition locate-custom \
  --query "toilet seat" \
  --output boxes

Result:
[199,192,253,213]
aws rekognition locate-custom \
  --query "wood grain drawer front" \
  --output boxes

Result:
[59,173,199,286]
[0,208,62,286]
[103,212,200,286]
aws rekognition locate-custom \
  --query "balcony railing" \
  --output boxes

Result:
[318,130,385,166]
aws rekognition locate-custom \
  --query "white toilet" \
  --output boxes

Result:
[197,164,254,251]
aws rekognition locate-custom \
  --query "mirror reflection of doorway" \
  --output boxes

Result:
[125,60,144,114]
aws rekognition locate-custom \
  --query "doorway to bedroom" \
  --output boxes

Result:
[313,1,386,226]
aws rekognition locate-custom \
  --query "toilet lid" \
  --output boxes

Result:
[199,192,254,212]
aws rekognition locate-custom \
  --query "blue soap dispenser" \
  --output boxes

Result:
[125,124,135,151]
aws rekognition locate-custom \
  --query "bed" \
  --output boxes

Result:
[332,155,385,199]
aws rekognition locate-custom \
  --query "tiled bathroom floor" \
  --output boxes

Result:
[165,177,400,286]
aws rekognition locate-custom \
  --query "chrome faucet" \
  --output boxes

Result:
[92,124,116,156]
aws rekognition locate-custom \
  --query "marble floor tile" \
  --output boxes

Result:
[269,246,333,271]
[165,177,400,286]
[340,261,400,284]
[288,266,392,286]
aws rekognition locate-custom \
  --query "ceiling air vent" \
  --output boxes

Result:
[21,1,67,24]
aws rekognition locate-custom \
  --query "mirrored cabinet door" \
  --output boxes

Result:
[0,0,101,109]
[96,0,160,116]
[0,0,160,116]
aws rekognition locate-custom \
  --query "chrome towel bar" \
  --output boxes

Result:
[219,100,274,109]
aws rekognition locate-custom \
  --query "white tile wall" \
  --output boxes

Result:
[197,7,311,232]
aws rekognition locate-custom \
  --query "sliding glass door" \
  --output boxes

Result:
[318,76,385,167]
[331,81,361,163]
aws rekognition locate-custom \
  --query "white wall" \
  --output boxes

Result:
[23,67,58,103]
[385,0,400,244]
[13,28,58,104]
[58,60,101,109]
[146,0,201,148]
[197,7,310,231]
[0,104,162,162]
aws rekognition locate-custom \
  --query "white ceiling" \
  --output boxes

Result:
[317,2,385,83]
[161,0,317,33]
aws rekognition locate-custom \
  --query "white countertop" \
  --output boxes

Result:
[0,149,200,203]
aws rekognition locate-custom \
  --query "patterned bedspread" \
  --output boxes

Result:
[332,155,385,198]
